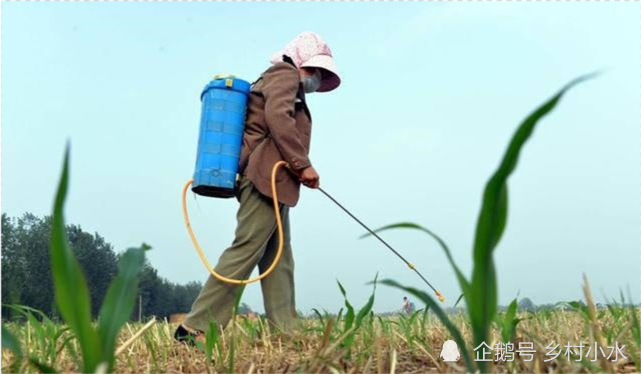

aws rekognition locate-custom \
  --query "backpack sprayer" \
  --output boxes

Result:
[182,75,445,303]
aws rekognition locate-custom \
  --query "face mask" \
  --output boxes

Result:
[301,70,322,93]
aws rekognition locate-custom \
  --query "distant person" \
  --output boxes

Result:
[174,31,341,344]
[402,296,413,316]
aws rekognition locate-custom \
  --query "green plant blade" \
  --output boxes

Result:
[97,244,149,371]
[29,359,59,374]
[337,280,355,332]
[205,320,220,362]
[336,308,344,328]
[233,284,246,317]
[500,298,520,343]
[49,144,101,372]
[228,284,246,374]
[468,74,597,363]
[2,325,24,374]
[2,325,22,357]
[360,222,471,298]
[378,279,476,372]
[2,304,52,323]
[355,274,378,329]
[453,293,465,308]
[311,308,325,326]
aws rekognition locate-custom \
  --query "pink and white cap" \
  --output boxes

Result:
[270,31,341,93]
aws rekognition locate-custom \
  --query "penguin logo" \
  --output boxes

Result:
[440,340,460,362]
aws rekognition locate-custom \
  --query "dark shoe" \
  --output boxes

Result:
[174,324,203,346]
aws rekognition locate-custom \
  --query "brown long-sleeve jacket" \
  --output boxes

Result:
[238,58,313,207]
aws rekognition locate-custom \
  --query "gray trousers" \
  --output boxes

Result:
[183,175,297,332]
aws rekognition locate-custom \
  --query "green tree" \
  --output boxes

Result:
[2,212,202,321]
[1,213,24,319]
[67,224,118,317]
[173,281,202,313]
[13,214,54,316]
[518,297,536,312]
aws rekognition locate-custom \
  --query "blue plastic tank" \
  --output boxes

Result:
[192,75,251,198]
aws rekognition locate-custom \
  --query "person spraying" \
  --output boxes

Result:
[175,31,341,343]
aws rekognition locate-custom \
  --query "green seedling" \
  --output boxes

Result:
[49,144,149,373]
[373,74,597,372]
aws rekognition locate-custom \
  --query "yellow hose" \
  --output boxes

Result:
[182,161,288,285]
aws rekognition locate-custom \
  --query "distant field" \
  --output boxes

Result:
[2,307,639,373]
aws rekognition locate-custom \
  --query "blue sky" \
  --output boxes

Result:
[1,2,639,314]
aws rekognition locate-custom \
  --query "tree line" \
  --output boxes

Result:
[1,213,202,321]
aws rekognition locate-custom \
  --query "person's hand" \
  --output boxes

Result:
[299,166,320,189]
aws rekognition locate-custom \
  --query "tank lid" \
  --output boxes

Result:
[201,76,251,100]
[213,74,236,80]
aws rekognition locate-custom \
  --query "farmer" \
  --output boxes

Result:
[175,31,341,343]
[402,296,413,316]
